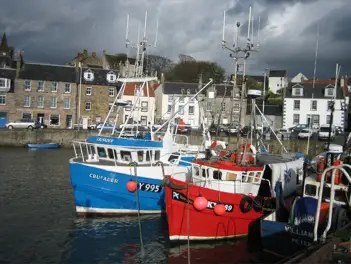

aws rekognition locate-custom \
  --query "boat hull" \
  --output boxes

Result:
[69,160,191,216]
[27,143,61,149]
[165,177,265,241]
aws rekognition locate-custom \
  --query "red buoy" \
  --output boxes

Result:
[193,195,208,211]
[214,202,226,216]
[126,180,137,192]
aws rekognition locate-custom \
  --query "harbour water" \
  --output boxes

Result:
[0,142,329,264]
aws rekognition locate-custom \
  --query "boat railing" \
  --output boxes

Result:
[72,139,166,166]
[313,164,351,243]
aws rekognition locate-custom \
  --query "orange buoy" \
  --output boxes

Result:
[214,202,226,216]
[193,195,208,211]
[332,160,342,185]
[317,157,325,182]
[126,180,137,192]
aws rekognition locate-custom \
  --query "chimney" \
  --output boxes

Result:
[16,51,23,78]
[92,52,96,57]
[83,49,88,56]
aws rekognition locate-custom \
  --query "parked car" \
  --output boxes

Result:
[6,119,36,130]
[291,124,308,133]
[277,128,292,139]
[335,126,343,135]
[318,124,335,141]
[226,124,240,135]
[240,126,251,137]
[94,123,115,131]
[298,129,313,139]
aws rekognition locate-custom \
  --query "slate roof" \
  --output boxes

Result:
[163,82,240,96]
[0,67,16,92]
[246,104,283,116]
[285,83,345,99]
[18,63,77,83]
[81,67,118,86]
[269,70,286,78]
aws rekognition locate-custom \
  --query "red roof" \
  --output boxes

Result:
[303,80,335,85]
[123,82,158,97]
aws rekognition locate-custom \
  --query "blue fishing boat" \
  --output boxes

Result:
[27,143,61,149]
[260,144,351,258]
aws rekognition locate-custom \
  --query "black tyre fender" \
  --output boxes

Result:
[253,196,264,212]
[240,195,254,213]
[332,206,349,231]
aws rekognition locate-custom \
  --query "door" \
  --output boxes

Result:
[82,117,88,129]
[0,112,7,128]
[66,115,73,129]
[37,113,45,124]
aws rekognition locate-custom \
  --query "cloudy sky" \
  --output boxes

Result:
[0,0,350,79]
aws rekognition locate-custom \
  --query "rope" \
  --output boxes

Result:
[129,162,145,256]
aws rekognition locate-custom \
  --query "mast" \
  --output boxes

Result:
[221,6,260,147]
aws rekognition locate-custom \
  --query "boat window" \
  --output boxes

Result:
[247,172,255,182]
[97,147,106,158]
[90,145,96,155]
[120,151,132,162]
[202,169,209,178]
[254,172,261,183]
[107,149,115,159]
[227,173,237,181]
[137,151,144,162]
[304,184,317,196]
[114,150,118,160]
[194,166,200,176]
[146,150,151,161]
[168,154,179,162]
[213,170,222,180]
[155,150,160,161]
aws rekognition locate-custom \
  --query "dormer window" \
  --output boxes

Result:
[84,69,94,81]
[325,85,335,97]
[106,71,116,83]
[292,88,303,96]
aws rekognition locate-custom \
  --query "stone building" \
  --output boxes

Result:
[66,49,103,68]
[102,51,136,77]
[14,58,78,128]
[77,67,119,127]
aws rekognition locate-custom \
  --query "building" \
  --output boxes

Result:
[245,104,283,130]
[14,59,78,128]
[77,67,119,127]
[291,73,308,83]
[120,81,157,126]
[66,49,103,68]
[0,33,16,128]
[283,82,347,129]
[102,51,136,77]
[155,82,201,128]
[269,70,288,94]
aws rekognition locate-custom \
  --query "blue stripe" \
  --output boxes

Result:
[87,136,163,148]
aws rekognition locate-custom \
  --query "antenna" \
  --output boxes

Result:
[257,16,261,48]
[125,11,159,78]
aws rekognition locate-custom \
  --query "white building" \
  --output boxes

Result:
[291,73,308,83]
[283,82,347,129]
[121,82,156,126]
[269,70,288,94]
[154,82,201,128]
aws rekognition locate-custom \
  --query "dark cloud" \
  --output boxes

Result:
[0,0,350,79]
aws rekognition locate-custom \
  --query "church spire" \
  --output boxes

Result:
[0,32,9,51]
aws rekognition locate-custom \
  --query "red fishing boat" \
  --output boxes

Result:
[165,142,303,242]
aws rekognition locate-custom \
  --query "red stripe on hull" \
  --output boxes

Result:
[166,178,264,241]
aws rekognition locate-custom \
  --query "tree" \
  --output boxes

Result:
[144,54,173,77]
[165,60,225,83]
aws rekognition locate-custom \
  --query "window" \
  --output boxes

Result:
[141,101,148,112]
[109,103,113,111]
[311,100,317,111]
[179,105,184,115]
[37,81,44,91]
[207,102,212,111]
[50,96,57,108]
[86,87,92,95]
[64,98,70,109]
[0,95,5,105]
[326,88,334,97]
[326,115,331,124]
[327,101,334,110]
[293,114,300,124]
[85,102,92,111]
[213,171,222,180]
[155,150,160,161]
[22,112,32,120]
[293,100,300,110]
[24,95,31,107]
[168,95,173,102]
[189,106,194,115]
[106,72,116,82]
[137,151,144,162]
[109,87,115,97]
[292,88,302,96]
[179,97,184,103]
[97,147,106,158]
[51,82,57,92]
[125,100,132,111]
[120,151,132,161]
[167,104,172,113]
[221,102,226,111]
[84,70,94,81]
[141,116,147,126]
[233,102,240,112]
[24,80,31,91]
[0,78,10,89]
[65,84,71,93]
[49,114,60,126]
[37,96,44,108]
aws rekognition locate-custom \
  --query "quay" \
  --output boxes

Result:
[0,129,327,155]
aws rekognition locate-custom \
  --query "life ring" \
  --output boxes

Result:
[237,144,257,164]
[239,195,254,213]
[253,196,264,212]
